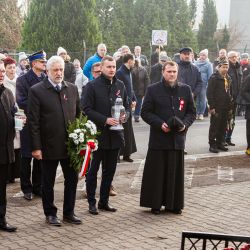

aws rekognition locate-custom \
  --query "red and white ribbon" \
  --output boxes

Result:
[78,141,97,178]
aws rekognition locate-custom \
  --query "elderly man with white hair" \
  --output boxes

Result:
[83,43,107,80]
[28,55,81,226]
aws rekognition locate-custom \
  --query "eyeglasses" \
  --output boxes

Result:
[166,71,177,73]
[93,70,101,73]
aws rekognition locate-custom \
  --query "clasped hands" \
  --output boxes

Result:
[161,122,186,133]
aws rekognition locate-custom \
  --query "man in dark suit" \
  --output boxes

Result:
[0,61,17,232]
[82,56,129,215]
[28,56,81,226]
[16,50,47,200]
[116,53,137,162]
[140,61,196,215]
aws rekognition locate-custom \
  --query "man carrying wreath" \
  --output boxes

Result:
[82,56,129,215]
[28,56,81,226]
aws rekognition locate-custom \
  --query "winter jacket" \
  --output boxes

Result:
[228,61,242,101]
[194,59,213,86]
[177,60,203,96]
[64,61,76,84]
[83,53,102,80]
[0,85,16,164]
[132,66,150,96]
[207,71,233,111]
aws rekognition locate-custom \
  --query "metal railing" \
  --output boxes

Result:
[181,231,250,250]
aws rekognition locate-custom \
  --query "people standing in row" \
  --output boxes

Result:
[73,59,88,98]
[225,51,242,146]
[116,53,137,162]
[83,43,107,80]
[16,50,47,200]
[57,47,76,84]
[82,56,129,215]
[0,61,17,232]
[3,57,21,183]
[140,61,196,214]
[132,58,150,122]
[194,49,213,120]
[207,58,232,153]
[28,56,81,226]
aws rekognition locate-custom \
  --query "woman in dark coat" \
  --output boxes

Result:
[0,61,17,232]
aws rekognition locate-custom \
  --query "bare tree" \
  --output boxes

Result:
[0,0,23,50]
[227,21,246,51]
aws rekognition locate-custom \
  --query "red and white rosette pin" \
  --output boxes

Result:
[179,99,185,111]
[79,140,98,178]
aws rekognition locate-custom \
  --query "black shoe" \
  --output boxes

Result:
[98,202,117,212]
[217,144,229,151]
[123,156,133,162]
[63,214,82,224]
[23,192,33,200]
[166,208,182,214]
[46,216,61,226]
[151,208,160,215]
[89,204,99,215]
[0,221,17,232]
[226,141,235,146]
[209,147,219,153]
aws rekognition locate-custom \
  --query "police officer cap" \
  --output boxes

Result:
[179,47,193,54]
[28,50,47,63]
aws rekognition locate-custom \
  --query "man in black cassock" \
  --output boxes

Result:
[140,61,196,215]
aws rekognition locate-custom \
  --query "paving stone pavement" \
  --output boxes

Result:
[1,162,250,249]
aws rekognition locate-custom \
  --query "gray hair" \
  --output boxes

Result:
[97,43,106,50]
[228,51,238,58]
[46,56,65,70]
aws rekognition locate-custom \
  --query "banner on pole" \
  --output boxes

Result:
[152,30,168,46]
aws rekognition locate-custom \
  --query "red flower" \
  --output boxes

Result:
[87,141,96,149]
[79,149,86,156]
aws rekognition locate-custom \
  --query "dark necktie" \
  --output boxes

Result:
[55,85,61,92]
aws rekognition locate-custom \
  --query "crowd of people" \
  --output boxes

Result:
[1,42,250,232]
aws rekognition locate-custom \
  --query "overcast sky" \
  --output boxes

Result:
[194,0,231,29]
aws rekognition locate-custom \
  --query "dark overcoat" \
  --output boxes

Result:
[82,74,129,150]
[116,64,137,156]
[16,69,46,157]
[228,61,242,101]
[241,75,250,119]
[141,79,196,150]
[27,77,80,160]
[64,61,76,84]
[0,86,16,164]
[177,60,203,97]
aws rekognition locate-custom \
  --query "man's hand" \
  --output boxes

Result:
[120,113,126,123]
[32,150,42,160]
[106,118,119,126]
[209,108,216,115]
[161,122,171,133]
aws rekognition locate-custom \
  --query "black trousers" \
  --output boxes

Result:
[86,149,119,206]
[0,164,8,221]
[247,119,250,149]
[209,110,228,146]
[225,103,237,142]
[8,149,21,182]
[41,158,78,217]
[20,157,42,194]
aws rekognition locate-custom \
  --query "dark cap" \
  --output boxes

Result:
[28,50,47,63]
[179,47,193,54]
